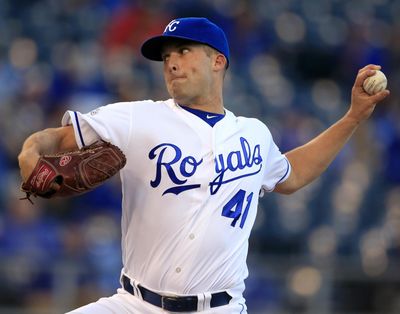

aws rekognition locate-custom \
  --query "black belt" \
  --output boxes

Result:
[122,275,232,312]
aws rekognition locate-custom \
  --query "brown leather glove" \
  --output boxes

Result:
[20,141,126,202]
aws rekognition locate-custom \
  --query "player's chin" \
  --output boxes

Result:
[168,81,185,93]
[168,88,190,104]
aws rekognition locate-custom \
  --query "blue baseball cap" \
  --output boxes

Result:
[141,17,230,66]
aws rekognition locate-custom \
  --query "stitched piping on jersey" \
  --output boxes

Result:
[276,158,290,184]
[73,111,85,147]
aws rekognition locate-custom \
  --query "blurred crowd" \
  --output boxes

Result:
[1,0,400,313]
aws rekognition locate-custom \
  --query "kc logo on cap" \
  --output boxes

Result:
[164,20,180,33]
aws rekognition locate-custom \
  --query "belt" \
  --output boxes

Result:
[122,275,232,312]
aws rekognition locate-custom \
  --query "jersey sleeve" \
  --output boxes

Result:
[61,102,132,151]
[260,131,292,194]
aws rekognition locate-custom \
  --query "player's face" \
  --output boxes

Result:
[161,41,216,106]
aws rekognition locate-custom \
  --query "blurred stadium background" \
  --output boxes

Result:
[1,0,400,313]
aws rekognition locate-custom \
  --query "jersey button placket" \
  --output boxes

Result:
[173,234,196,274]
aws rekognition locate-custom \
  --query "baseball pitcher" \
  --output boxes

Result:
[18,17,389,313]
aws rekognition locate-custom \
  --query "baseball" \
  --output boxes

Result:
[363,70,387,95]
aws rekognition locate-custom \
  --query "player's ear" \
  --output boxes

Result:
[213,54,227,72]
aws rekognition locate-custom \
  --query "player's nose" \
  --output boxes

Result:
[166,53,180,73]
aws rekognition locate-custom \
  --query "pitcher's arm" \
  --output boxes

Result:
[275,64,390,194]
[18,125,77,182]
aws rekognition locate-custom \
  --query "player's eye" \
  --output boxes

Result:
[162,54,170,62]
[180,47,189,54]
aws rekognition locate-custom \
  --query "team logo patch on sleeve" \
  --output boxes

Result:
[90,108,100,116]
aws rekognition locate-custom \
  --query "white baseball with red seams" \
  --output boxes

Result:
[61,98,291,313]
[363,70,387,95]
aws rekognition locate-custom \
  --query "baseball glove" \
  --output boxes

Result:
[20,141,126,203]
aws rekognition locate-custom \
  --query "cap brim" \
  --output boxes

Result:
[141,35,207,61]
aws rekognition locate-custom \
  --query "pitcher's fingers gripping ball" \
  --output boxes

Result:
[20,141,126,203]
[363,70,387,95]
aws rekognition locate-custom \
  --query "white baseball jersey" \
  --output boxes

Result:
[62,98,290,301]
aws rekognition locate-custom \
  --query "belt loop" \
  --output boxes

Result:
[203,292,212,310]
[119,270,126,287]
[196,293,205,311]
[131,277,143,300]
[123,274,142,300]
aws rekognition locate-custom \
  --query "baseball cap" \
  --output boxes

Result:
[141,17,230,66]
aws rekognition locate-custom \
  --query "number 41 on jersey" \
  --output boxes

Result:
[221,189,253,229]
